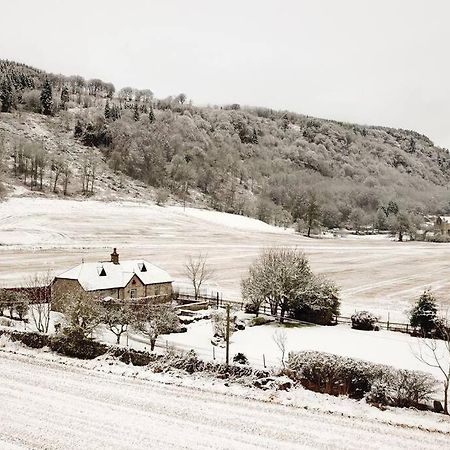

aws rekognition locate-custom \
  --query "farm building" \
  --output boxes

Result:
[434,216,450,235]
[52,249,173,306]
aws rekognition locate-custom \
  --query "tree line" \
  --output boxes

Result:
[2,59,450,229]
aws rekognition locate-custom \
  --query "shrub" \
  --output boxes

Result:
[288,351,376,398]
[244,301,260,315]
[291,277,340,325]
[288,350,436,408]
[366,370,435,408]
[49,329,108,359]
[351,311,378,331]
[426,234,450,243]
[155,188,170,206]
[0,330,49,349]
[249,316,273,327]
[410,290,438,335]
[112,347,160,366]
[233,352,249,365]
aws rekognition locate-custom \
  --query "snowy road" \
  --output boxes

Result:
[0,352,448,449]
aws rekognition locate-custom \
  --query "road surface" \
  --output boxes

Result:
[0,352,447,449]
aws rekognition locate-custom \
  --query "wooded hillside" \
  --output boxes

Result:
[1,59,450,230]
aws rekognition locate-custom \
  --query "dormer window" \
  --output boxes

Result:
[138,263,147,272]
[97,266,107,277]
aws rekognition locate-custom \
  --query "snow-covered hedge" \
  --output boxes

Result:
[287,350,377,398]
[287,351,436,408]
[351,311,378,331]
[366,370,436,408]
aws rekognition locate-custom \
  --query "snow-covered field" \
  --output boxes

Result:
[2,197,450,319]
[0,345,449,450]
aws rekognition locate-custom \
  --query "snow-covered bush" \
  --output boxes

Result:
[287,351,377,398]
[49,329,108,359]
[249,316,273,327]
[288,350,436,408]
[351,311,378,331]
[0,317,13,327]
[233,352,249,365]
[366,370,435,408]
[0,330,49,348]
[244,301,260,315]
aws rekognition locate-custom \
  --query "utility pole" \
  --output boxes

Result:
[225,303,231,367]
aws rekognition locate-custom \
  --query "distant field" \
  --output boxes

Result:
[1,197,450,320]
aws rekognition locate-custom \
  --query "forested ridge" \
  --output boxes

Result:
[1,59,450,231]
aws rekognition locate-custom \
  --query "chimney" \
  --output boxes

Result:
[111,248,119,265]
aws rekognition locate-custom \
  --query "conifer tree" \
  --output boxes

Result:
[133,102,139,121]
[40,79,53,115]
[104,100,111,120]
[60,85,69,109]
[251,128,258,144]
[0,79,14,112]
[410,290,438,335]
[148,105,155,123]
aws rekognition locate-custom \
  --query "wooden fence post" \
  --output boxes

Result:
[225,304,231,367]
[263,353,266,368]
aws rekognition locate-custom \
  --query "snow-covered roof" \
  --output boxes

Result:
[55,260,173,291]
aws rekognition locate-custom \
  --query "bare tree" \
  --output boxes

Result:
[62,163,70,195]
[184,253,214,299]
[135,304,179,351]
[27,272,53,334]
[50,155,64,193]
[413,318,450,414]
[273,328,288,368]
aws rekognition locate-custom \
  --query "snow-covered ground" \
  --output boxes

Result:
[135,316,446,380]
[7,305,447,381]
[2,197,450,320]
[0,343,449,450]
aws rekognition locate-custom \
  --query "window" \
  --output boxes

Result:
[130,289,137,299]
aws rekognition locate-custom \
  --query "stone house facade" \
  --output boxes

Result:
[52,249,173,308]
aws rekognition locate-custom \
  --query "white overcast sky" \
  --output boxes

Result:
[1,0,450,148]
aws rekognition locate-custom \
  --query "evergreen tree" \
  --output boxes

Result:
[60,85,69,109]
[40,79,53,115]
[410,290,438,335]
[133,102,139,121]
[148,105,155,123]
[251,128,258,144]
[104,100,111,120]
[0,79,14,112]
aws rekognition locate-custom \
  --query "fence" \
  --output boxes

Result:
[174,291,415,335]
[335,315,412,333]
[2,286,51,304]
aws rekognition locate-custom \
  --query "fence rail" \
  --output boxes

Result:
[175,291,415,334]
